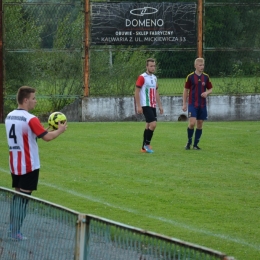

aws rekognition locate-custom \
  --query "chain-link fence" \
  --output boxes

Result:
[88,0,260,96]
[204,0,260,94]
[2,0,84,119]
[0,187,235,260]
[88,0,198,97]
[2,0,260,119]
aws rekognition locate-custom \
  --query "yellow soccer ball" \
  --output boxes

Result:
[48,112,67,130]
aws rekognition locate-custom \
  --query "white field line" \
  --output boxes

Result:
[40,181,260,251]
[1,167,259,251]
[206,125,254,131]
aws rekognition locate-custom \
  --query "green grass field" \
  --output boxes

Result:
[0,121,259,260]
[159,77,260,95]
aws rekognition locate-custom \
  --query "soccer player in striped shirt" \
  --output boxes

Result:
[182,58,213,150]
[135,58,163,153]
[5,86,67,240]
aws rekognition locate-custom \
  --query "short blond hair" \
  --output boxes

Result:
[194,58,204,66]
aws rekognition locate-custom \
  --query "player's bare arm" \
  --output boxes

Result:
[182,88,189,111]
[134,87,143,114]
[201,88,212,98]
[156,91,163,114]
[42,121,67,142]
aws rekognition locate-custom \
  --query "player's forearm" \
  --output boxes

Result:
[134,88,141,108]
[201,88,212,98]
[206,88,212,95]
[182,90,188,105]
[42,128,65,142]
[156,93,162,107]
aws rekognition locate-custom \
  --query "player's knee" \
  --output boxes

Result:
[188,122,196,128]
[196,120,204,129]
[149,122,156,130]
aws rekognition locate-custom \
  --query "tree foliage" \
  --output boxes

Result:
[3,0,260,101]
[4,1,83,108]
[89,47,156,96]
[204,4,260,77]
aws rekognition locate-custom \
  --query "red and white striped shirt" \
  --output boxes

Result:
[5,109,47,175]
[136,72,158,108]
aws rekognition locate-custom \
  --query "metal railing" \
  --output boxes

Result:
[0,187,235,260]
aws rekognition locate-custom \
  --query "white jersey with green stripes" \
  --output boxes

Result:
[138,72,157,108]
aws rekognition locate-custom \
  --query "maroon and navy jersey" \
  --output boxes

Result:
[185,72,213,108]
[5,109,47,175]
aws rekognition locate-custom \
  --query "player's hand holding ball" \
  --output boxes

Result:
[48,112,67,132]
[57,119,67,133]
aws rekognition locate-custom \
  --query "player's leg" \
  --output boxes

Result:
[193,120,203,149]
[185,105,197,150]
[10,169,39,240]
[141,107,157,153]
[193,107,207,149]
[10,175,20,234]
[142,123,149,152]
[10,190,31,239]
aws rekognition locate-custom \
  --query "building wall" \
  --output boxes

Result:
[64,95,260,122]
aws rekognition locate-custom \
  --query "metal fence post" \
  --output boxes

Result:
[84,0,90,97]
[0,0,3,123]
[197,0,203,57]
[75,214,87,260]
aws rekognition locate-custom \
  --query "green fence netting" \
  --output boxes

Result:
[3,0,84,117]
[3,0,260,116]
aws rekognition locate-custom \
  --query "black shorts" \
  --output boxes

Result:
[11,169,40,191]
[142,106,157,123]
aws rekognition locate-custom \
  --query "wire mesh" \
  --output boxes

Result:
[204,1,260,94]
[88,0,260,96]
[85,218,232,260]
[89,48,197,97]
[4,95,81,121]
[3,0,260,116]
[0,188,78,260]
[0,188,235,260]
[3,0,260,120]
[3,0,84,117]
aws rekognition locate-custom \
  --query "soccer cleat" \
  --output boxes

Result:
[193,145,201,150]
[9,232,27,241]
[185,143,191,150]
[141,145,153,153]
[143,145,154,153]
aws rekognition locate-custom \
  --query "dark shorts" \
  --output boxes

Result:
[188,105,208,120]
[12,169,40,191]
[142,106,157,123]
